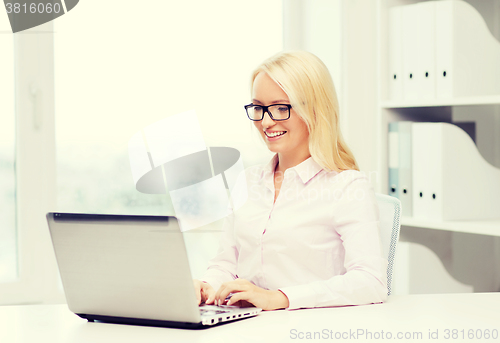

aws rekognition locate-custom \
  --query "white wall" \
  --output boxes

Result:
[283,0,380,188]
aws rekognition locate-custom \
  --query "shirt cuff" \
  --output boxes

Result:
[278,284,318,310]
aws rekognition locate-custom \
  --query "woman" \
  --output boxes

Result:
[193,51,387,310]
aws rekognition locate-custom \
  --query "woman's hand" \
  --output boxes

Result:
[193,279,216,305]
[214,278,289,311]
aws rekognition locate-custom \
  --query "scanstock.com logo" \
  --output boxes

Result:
[4,0,79,33]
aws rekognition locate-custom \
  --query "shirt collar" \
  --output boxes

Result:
[292,155,324,184]
[259,154,324,184]
[260,154,279,181]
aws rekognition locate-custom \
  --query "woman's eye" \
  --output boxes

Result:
[277,106,288,112]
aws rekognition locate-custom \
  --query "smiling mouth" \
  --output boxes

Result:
[265,131,287,138]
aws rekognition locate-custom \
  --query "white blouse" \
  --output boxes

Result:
[200,154,388,310]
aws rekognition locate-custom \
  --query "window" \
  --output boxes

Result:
[0,14,60,304]
[0,0,282,304]
[54,1,282,279]
[54,1,282,216]
[0,32,16,283]
[1,1,282,303]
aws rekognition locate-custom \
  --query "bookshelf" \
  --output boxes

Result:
[378,0,500,235]
[376,0,500,294]
[401,217,500,237]
[284,0,500,294]
[382,94,500,108]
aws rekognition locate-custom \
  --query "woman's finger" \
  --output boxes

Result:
[214,282,236,305]
[213,284,227,306]
[193,280,202,305]
[216,283,251,305]
[203,284,216,304]
[226,291,252,307]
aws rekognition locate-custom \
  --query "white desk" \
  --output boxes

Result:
[1,293,499,343]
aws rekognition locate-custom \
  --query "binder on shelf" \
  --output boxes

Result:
[389,0,500,102]
[402,4,420,101]
[435,0,500,98]
[388,122,399,198]
[412,122,500,221]
[417,1,436,100]
[400,2,437,101]
[388,6,403,101]
[435,0,453,99]
[398,122,413,217]
[388,122,413,217]
[412,123,442,220]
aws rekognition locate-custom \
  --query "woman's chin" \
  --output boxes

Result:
[266,144,282,153]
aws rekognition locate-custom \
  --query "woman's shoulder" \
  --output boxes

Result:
[322,170,377,214]
[322,168,371,187]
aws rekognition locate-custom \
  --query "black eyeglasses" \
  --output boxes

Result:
[244,104,292,121]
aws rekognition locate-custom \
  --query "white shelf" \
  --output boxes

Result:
[401,216,500,237]
[381,94,500,108]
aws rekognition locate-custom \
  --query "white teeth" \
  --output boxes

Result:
[266,131,286,138]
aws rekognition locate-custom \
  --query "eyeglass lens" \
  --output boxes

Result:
[247,105,290,120]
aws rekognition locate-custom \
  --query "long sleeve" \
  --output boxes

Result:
[198,207,239,291]
[278,175,388,310]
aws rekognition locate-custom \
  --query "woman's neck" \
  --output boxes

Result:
[275,149,311,173]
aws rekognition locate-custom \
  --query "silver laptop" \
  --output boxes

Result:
[46,213,261,329]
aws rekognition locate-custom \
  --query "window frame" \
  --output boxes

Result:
[0,21,63,305]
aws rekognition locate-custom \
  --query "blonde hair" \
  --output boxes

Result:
[251,51,359,172]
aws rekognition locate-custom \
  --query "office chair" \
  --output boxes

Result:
[375,193,402,296]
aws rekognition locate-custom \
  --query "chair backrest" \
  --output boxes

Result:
[375,193,402,295]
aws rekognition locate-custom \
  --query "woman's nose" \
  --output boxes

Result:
[261,111,275,128]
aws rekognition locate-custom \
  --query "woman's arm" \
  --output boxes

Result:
[198,206,239,292]
[278,174,388,310]
[212,173,387,310]
[214,278,289,310]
